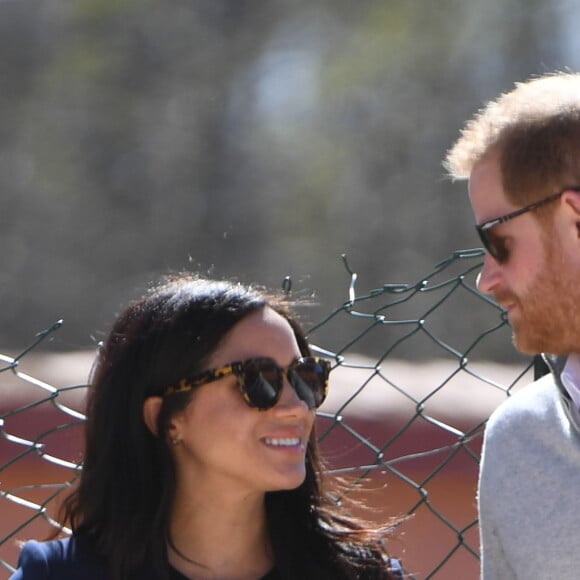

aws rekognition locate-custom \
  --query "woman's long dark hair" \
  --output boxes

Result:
[59,275,399,579]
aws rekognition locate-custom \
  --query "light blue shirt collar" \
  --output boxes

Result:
[561,353,580,411]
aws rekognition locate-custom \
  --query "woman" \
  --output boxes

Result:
[11,275,404,579]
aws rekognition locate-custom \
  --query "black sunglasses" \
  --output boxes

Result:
[475,186,580,263]
[164,356,330,411]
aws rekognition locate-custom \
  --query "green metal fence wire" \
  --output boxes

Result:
[0,249,537,579]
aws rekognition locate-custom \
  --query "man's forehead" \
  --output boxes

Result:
[468,153,517,223]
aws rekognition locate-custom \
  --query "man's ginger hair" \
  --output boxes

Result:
[445,71,580,206]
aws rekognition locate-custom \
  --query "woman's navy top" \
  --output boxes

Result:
[10,536,404,579]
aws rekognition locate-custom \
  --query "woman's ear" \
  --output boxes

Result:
[143,396,163,436]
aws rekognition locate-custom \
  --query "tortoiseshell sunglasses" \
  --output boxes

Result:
[164,356,330,411]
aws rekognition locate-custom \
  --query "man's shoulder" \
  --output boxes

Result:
[486,373,558,432]
[479,374,564,491]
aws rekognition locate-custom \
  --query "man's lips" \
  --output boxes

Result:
[493,292,518,311]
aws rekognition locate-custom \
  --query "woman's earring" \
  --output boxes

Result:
[171,437,181,446]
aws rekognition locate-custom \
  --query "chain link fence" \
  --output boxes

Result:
[0,249,537,579]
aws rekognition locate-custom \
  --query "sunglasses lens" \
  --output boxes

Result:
[241,359,282,410]
[288,358,329,409]
[478,227,508,264]
[239,358,329,410]
[487,231,509,263]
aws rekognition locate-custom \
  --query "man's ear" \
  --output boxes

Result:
[143,396,163,436]
[559,189,580,241]
[562,188,580,216]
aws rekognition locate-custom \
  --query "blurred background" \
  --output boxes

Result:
[3,3,578,577]
[1,0,579,358]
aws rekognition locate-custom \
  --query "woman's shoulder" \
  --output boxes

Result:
[369,556,406,579]
[339,543,407,579]
[11,538,71,580]
[386,557,405,579]
[10,536,107,580]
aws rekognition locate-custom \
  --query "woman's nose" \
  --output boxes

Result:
[273,378,310,415]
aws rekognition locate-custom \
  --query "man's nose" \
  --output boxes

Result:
[476,253,502,295]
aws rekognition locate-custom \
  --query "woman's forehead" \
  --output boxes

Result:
[207,307,300,367]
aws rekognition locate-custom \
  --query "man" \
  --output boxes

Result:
[445,72,580,579]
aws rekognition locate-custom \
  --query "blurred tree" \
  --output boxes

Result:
[0,0,577,361]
